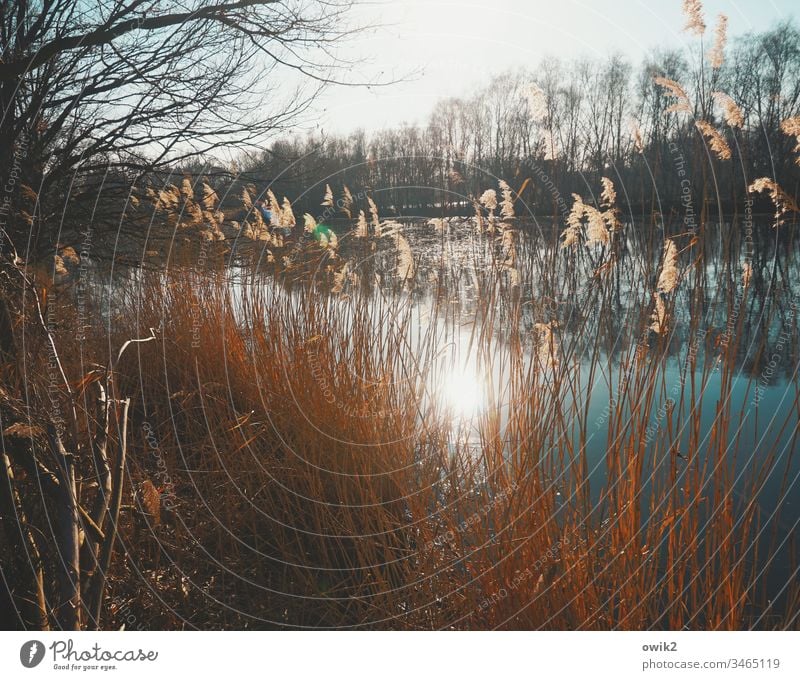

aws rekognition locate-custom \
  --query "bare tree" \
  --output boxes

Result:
[0,0,361,253]
[0,0,368,632]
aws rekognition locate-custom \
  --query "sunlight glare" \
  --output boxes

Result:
[440,365,486,420]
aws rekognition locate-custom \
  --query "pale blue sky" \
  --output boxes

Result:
[301,0,798,134]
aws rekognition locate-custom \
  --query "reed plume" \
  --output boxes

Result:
[600,177,616,207]
[560,194,584,249]
[180,177,194,202]
[472,200,485,233]
[650,293,668,334]
[695,120,732,160]
[322,184,334,207]
[331,263,348,294]
[585,207,610,245]
[749,177,800,225]
[341,186,354,219]
[709,14,728,68]
[600,177,621,231]
[183,186,204,225]
[526,83,548,121]
[280,197,296,228]
[479,189,497,212]
[200,182,218,212]
[656,239,679,293]
[266,189,280,216]
[780,116,800,166]
[151,184,180,213]
[499,180,515,219]
[713,92,744,128]
[654,77,692,114]
[682,0,705,36]
[629,118,645,153]
[566,189,610,246]
[499,225,517,266]
[533,321,560,369]
[368,196,380,232]
[354,210,368,238]
[327,229,339,250]
[560,225,580,249]
[742,262,753,288]
[395,234,414,281]
[241,186,253,211]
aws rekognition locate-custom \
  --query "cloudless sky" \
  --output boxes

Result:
[299,0,798,135]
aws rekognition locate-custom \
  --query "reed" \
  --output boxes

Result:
[28,176,793,631]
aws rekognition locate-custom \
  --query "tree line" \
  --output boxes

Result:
[239,19,800,222]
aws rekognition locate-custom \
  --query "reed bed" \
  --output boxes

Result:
[33,181,794,631]
[1,0,798,632]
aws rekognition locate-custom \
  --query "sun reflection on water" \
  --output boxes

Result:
[438,363,486,421]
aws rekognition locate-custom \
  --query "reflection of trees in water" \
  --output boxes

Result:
[84,216,800,383]
[317,217,800,384]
